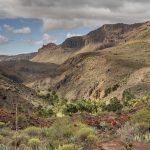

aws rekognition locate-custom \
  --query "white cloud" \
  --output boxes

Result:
[3,24,14,32]
[0,35,9,44]
[3,25,31,34]
[42,33,56,44]
[66,33,82,38]
[21,39,43,45]
[22,33,56,45]
[13,27,31,34]
[0,0,150,31]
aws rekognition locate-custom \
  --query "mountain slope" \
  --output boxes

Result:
[0,74,43,112]
[0,60,59,83]
[31,22,143,64]
[28,22,150,100]
[0,52,37,62]
[0,22,150,100]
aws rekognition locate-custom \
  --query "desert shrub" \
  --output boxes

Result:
[0,144,8,150]
[63,103,78,115]
[134,132,150,142]
[76,100,97,113]
[40,127,51,138]
[101,98,123,112]
[117,122,139,149]
[131,108,150,130]
[0,128,13,137]
[57,144,78,150]
[28,138,41,149]
[39,90,60,105]
[122,94,150,108]
[38,143,54,150]
[122,91,135,106]
[18,144,27,150]
[86,134,98,145]
[76,123,97,143]
[11,134,29,147]
[46,118,75,147]
[0,135,3,142]
[0,122,5,128]
[34,106,54,118]
[50,118,74,138]
[24,127,42,137]
[18,115,27,124]
[63,100,98,115]
[144,132,150,142]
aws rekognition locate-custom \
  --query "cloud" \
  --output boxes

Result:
[3,24,14,32]
[13,27,31,34]
[0,35,9,44]
[3,25,31,34]
[21,39,43,45]
[66,33,82,38]
[42,33,56,44]
[22,33,56,45]
[0,0,150,31]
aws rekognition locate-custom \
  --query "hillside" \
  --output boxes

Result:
[0,21,150,150]
[31,23,143,64]
[0,22,150,101]
[0,60,59,83]
[28,22,150,100]
[0,74,43,112]
[0,52,37,62]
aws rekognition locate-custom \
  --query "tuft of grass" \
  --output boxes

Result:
[131,108,150,129]
[57,144,79,150]
[24,127,42,137]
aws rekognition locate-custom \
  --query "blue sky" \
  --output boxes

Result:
[0,0,149,55]
[0,18,93,55]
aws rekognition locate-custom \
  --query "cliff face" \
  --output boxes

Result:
[85,23,129,44]
[31,23,144,64]
[61,36,85,49]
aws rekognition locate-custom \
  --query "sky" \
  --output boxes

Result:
[0,0,150,55]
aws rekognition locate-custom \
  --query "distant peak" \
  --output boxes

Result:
[42,43,57,48]
[39,43,58,52]
[61,36,85,49]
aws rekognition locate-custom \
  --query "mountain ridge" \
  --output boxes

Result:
[0,52,37,62]
[0,21,150,100]
[28,21,150,100]
[31,22,147,64]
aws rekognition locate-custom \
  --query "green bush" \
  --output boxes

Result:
[63,100,98,115]
[101,97,123,112]
[28,138,41,149]
[131,108,150,129]
[0,122,5,128]
[0,135,3,142]
[43,118,75,148]
[11,134,29,146]
[63,103,78,115]
[76,124,97,142]
[86,134,98,144]
[24,127,42,137]
[34,106,54,118]
[0,128,13,137]
[39,90,60,105]
[57,144,78,150]
[122,90,135,106]
[48,118,74,139]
